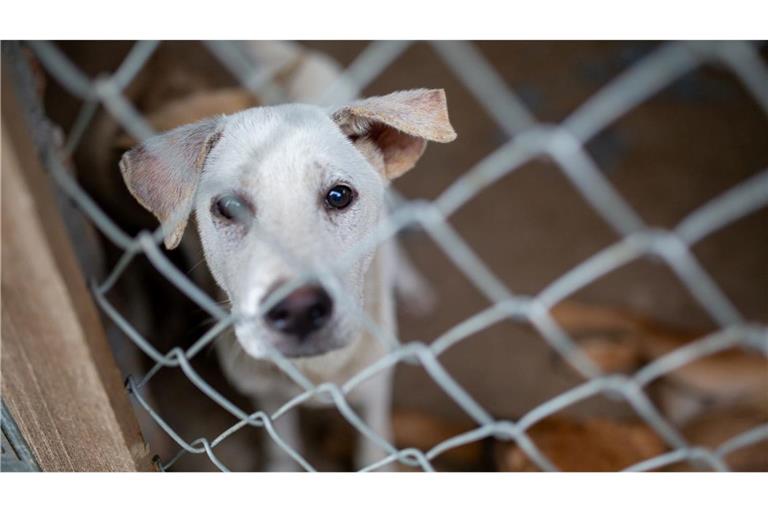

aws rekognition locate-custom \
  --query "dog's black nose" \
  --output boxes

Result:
[264,285,333,339]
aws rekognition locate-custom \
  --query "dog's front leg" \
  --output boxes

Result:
[259,393,303,472]
[355,369,394,471]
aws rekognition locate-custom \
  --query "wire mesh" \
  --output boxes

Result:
[11,39,768,472]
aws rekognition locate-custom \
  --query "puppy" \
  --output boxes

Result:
[496,416,667,472]
[550,301,768,425]
[119,89,456,470]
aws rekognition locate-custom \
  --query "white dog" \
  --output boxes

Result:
[119,89,456,470]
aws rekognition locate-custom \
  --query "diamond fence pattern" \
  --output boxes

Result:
[14,40,768,472]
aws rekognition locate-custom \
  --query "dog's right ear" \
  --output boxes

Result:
[119,117,223,250]
[331,89,457,180]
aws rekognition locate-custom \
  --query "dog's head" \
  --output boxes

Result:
[120,89,456,359]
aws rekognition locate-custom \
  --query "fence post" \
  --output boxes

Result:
[1,56,154,472]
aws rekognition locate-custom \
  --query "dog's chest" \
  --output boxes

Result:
[216,330,387,405]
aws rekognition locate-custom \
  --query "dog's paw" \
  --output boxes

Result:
[264,458,301,472]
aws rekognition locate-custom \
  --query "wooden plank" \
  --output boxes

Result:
[1,56,154,471]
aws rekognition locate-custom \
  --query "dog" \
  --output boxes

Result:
[119,88,457,470]
[549,301,768,426]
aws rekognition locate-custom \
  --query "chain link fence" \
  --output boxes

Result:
[9,40,768,472]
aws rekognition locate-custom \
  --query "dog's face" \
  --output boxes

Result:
[196,105,389,359]
[120,89,455,359]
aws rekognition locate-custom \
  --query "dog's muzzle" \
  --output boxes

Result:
[263,284,333,340]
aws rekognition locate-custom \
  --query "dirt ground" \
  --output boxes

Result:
[41,41,768,470]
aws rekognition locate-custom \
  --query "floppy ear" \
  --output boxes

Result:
[119,117,223,249]
[331,89,457,179]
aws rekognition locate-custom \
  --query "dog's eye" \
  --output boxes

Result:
[212,194,251,223]
[325,185,355,210]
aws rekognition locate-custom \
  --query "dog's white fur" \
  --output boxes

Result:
[120,89,456,470]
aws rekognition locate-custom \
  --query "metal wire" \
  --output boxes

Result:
[18,40,768,472]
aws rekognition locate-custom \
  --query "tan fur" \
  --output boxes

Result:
[392,410,483,469]
[678,405,768,471]
[497,417,666,471]
[333,89,457,179]
[550,301,768,410]
[115,88,260,150]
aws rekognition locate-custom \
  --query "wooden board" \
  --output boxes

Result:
[1,55,154,471]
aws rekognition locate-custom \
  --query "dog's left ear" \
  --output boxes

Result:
[331,89,457,179]
[119,117,223,250]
